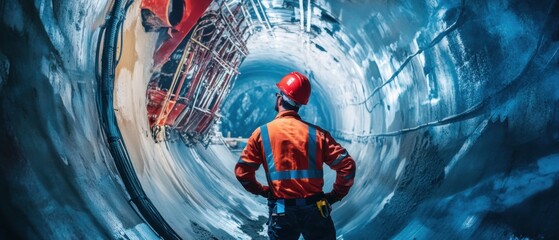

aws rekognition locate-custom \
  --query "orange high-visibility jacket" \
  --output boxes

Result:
[235,110,356,200]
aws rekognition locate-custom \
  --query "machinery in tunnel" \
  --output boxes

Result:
[1,0,559,239]
[143,0,251,145]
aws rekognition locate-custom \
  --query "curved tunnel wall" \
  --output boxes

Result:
[1,0,559,239]
[202,0,559,238]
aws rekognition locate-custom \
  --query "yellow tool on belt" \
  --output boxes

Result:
[316,199,331,218]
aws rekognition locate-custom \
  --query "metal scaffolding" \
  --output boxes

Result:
[146,0,253,145]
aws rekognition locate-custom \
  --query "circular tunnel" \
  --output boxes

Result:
[1,0,559,239]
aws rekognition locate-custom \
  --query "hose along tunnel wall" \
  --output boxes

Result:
[0,0,559,239]
[97,0,181,239]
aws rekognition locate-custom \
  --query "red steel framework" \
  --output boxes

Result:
[144,0,252,144]
[141,0,213,70]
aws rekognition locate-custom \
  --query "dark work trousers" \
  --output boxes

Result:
[267,200,336,240]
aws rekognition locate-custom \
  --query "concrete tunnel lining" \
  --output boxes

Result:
[0,0,558,239]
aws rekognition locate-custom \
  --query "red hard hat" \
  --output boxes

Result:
[276,72,311,105]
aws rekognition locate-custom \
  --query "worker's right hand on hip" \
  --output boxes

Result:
[259,186,270,198]
[325,192,340,204]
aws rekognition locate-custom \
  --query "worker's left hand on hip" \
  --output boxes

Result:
[259,186,270,198]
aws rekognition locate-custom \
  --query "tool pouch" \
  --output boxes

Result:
[272,199,286,216]
[316,199,330,218]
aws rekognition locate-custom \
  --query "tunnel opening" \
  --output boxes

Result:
[220,57,332,139]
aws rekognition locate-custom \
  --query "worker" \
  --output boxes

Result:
[235,71,356,239]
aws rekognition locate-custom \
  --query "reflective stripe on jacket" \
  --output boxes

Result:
[235,110,356,200]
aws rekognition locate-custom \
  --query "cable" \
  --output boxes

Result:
[115,19,124,65]
[97,0,182,239]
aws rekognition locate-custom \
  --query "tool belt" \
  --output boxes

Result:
[273,194,325,206]
[270,194,331,218]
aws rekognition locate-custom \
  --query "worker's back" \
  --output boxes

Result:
[263,111,325,199]
[234,71,355,240]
